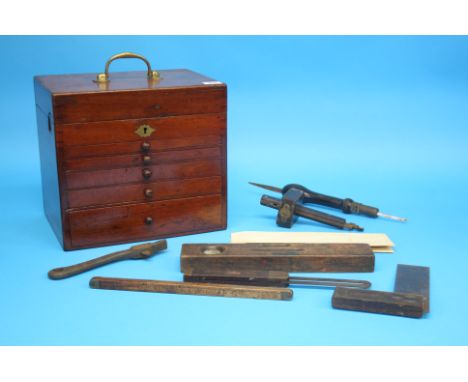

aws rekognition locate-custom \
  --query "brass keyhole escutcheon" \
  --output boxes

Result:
[135,124,155,138]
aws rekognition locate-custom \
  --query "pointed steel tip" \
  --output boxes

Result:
[378,212,408,222]
[248,182,265,187]
[248,182,283,194]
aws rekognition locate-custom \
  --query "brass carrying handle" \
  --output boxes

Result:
[94,52,160,83]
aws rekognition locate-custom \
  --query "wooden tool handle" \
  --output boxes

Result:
[261,194,361,231]
[90,277,293,301]
[48,240,167,280]
[48,250,131,280]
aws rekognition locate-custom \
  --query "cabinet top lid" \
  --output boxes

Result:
[35,69,225,95]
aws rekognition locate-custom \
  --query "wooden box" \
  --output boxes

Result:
[34,53,227,250]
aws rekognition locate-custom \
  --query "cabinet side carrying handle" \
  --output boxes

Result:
[94,52,160,83]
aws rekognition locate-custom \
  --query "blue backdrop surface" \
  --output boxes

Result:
[0,36,467,345]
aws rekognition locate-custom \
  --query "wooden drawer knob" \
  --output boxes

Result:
[142,168,152,179]
[145,216,153,225]
[142,155,151,165]
[141,141,151,152]
[144,188,153,199]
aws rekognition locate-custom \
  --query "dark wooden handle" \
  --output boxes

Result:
[48,250,131,280]
[90,277,293,301]
[48,240,167,280]
[284,184,379,217]
[261,194,349,229]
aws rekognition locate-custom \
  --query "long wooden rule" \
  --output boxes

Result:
[90,277,293,301]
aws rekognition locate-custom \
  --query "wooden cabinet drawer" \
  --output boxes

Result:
[59,113,226,148]
[68,194,225,248]
[62,135,222,160]
[66,176,222,209]
[64,147,221,172]
[65,157,222,190]
[54,86,226,124]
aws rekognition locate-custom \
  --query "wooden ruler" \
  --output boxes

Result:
[90,277,293,301]
[231,232,394,253]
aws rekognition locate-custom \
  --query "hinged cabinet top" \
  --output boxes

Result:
[35,69,225,95]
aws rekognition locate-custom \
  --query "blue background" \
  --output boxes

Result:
[0,36,467,345]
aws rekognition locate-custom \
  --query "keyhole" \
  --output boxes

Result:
[143,127,148,135]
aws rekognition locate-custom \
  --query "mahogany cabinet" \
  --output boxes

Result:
[34,55,227,250]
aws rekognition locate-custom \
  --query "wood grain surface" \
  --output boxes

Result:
[37,69,222,94]
[181,243,375,273]
[65,157,222,189]
[34,68,227,250]
[60,113,225,147]
[53,87,226,124]
[67,176,222,209]
[90,277,293,300]
[68,194,225,248]
[332,287,424,318]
